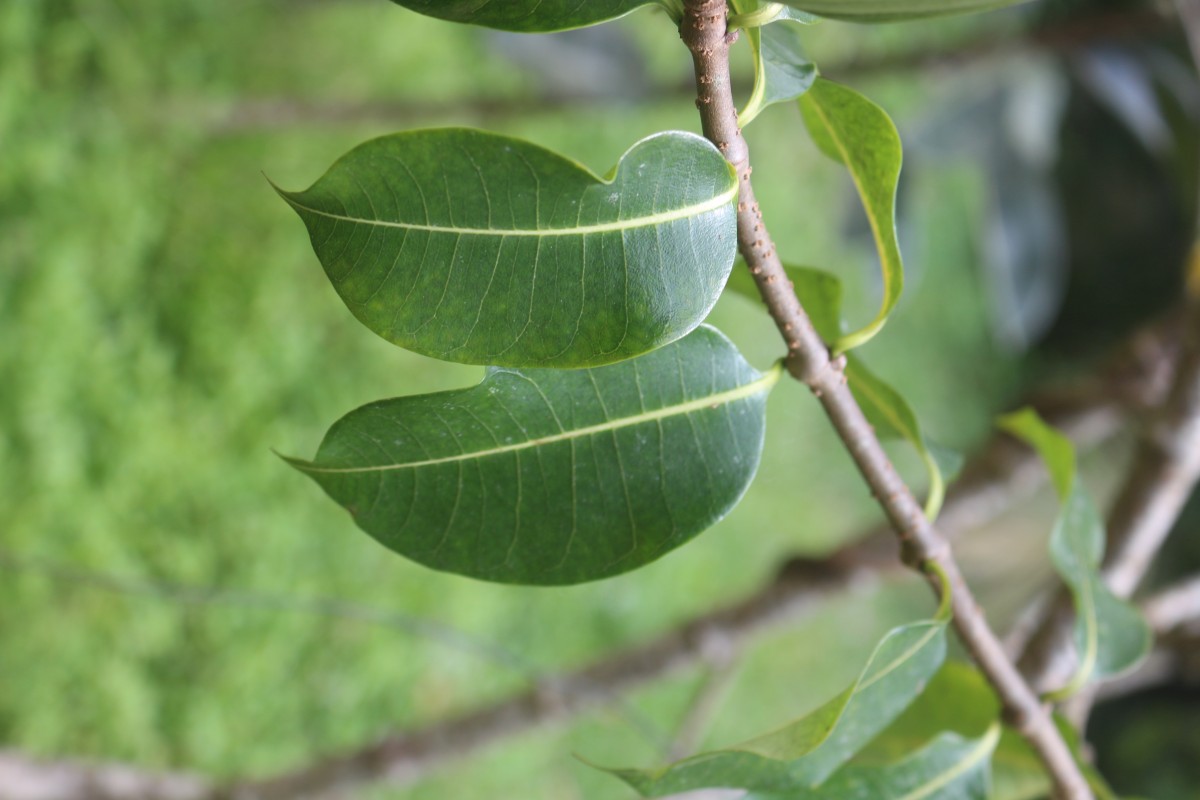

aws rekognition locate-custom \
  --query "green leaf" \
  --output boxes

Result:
[745,728,999,800]
[598,616,948,794]
[996,409,1152,695]
[780,0,1032,23]
[740,20,818,127]
[388,0,664,32]
[845,356,947,519]
[799,79,904,353]
[861,663,1041,800]
[275,128,738,368]
[284,326,778,586]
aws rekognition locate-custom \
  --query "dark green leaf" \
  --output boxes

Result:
[284,326,778,586]
[745,728,999,800]
[388,0,663,32]
[780,0,1032,23]
[275,128,738,368]
[799,79,903,352]
[996,409,1151,694]
[598,616,948,794]
[740,20,817,127]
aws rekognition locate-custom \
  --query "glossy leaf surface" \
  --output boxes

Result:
[276,129,738,368]
[997,409,1151,694]
[799,79,903,352]
[388,0,662,32]
[285,326,777,586]
[746,728,998,800]
[601,616,947,794]
[781,0,1032,23]
[740,19,817,127]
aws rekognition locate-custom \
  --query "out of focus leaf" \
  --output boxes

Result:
[997,409,1151,695]
[745,728,999,800]
[780,0,1032,23]
[597,613,948,795]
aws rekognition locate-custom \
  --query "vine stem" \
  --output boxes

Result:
[678,2,1092,797]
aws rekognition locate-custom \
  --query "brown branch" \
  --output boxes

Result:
[680,2,1092,796]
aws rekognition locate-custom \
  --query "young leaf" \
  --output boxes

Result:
[799,79,903,353]
[275,129,738,369]
[726,264,949,517]
[598,616,948,795]
[779,0,1032,23]
[745,728,1000,800]
[740,20,818,127]
[996,409,1151,695]
[388,0,663,32]
[845,356,949,520]
[284,326,778,586]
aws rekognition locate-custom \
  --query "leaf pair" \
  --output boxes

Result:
[386,0,1034,32]
[997,409,1151,695]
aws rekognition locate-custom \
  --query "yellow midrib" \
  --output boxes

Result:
[283,184,737,237]
[296,364,781,475]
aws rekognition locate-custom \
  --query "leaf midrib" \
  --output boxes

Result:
[294,363,781,474]
[281,185,737,237]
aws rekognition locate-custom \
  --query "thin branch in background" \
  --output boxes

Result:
[679,1,1091,795]
[665,655,742,761]
[1017,242,1200,691]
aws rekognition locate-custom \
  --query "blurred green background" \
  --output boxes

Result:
[2,1,1196,798]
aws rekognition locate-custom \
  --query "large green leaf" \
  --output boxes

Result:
[739,18,818,127]
[275,129,738,368]
[997,409,1151,695]
[746,728,999,800]
[284,326,778,586]
[387,0,665,32]
[599,615,948,794]
[780,0,1032,23]
[799,79,903,353]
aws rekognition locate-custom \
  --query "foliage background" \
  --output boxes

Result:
[1,1,1194,797]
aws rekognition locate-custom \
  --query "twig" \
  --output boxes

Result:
[679,2,1091,797]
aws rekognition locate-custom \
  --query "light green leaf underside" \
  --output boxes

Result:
[286,326,777,586]
[799,78,903,353]
[780,0,1032,23]
[746,728,999,800]
[388,0,662,32]
[996,409,1151,694]
[276,128,738,368]
[599,617,947,795]
[725,263,947,517]
[741,19,818,127]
